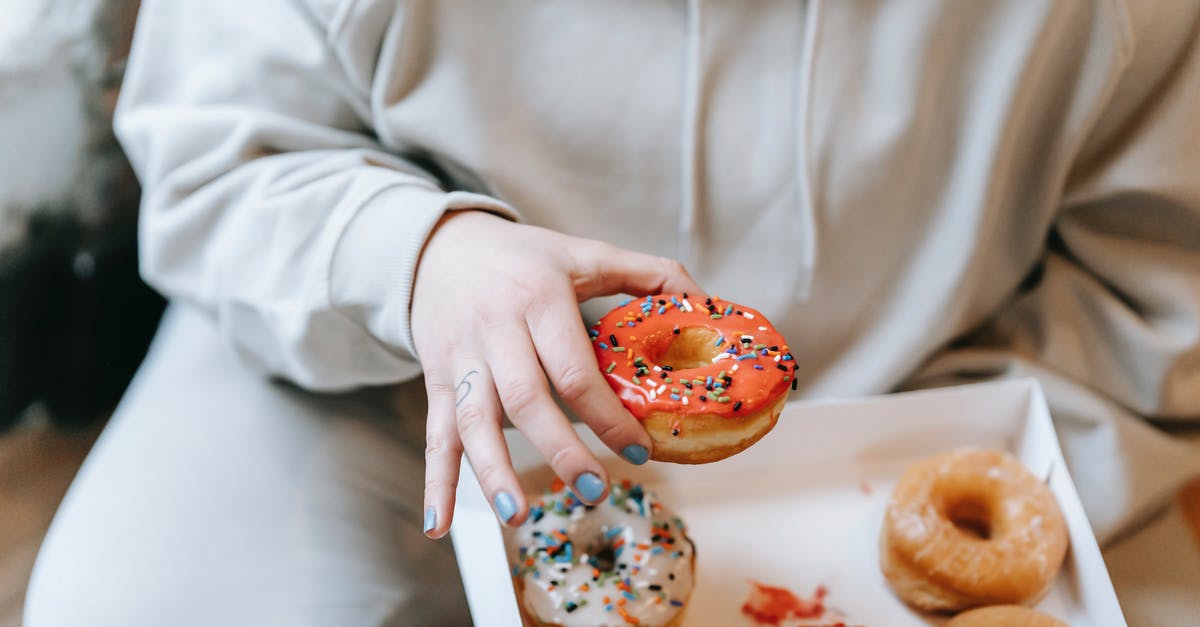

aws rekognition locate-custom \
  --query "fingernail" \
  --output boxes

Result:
[493,492,517,523]
[622,444,649,466]
[423,507,436,534]
[573,472,606,502]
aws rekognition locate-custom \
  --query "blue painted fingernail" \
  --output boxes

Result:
[622,444,649,466]
[574,472,606,502]
[493,492,517,523]
[423,507,436,534]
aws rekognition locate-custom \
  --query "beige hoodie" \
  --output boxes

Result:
[116,0,1200,542]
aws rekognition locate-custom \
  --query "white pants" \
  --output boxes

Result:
[24,305,470,626]
[23,305,1200,625]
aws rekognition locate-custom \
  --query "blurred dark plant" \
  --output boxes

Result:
[0,212,164,429]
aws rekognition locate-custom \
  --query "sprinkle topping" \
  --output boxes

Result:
[591,294,795,421]
[510,481,695,627]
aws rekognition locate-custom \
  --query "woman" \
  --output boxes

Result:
[26,1,1200,625]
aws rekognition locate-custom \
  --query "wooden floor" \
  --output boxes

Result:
[0,414,102,627]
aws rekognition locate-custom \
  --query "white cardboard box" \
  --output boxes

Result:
[451,378,1126,626]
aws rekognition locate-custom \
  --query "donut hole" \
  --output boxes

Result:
[581,533,622,573]
[945,498,994,540]
[655,327,723,370]
[591,542,617,572]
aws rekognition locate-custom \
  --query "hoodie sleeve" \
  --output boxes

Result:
[914,2,1200,422]
[115,0,516,391]
[975,2,1200,422]
[905,4,1200,541]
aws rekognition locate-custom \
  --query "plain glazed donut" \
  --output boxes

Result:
[945,605,1068,627]
[510,479,695,627]
[590,294,793,463]
[879,448,1068,612]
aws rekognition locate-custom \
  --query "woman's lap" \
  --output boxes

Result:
[24,305,468,626]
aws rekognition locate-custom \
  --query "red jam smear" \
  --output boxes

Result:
[741,581,828,625]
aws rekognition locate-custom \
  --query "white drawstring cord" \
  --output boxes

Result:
[791,0,821,301]
[678,0,704,267]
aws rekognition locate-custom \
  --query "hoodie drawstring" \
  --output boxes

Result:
[791,0,820,301]
[678,0,704,268]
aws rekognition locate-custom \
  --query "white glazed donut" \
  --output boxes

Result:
[509,480,696,626]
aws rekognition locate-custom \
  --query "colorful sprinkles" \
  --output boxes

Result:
[590,294,797,424]
[511,480,694,626]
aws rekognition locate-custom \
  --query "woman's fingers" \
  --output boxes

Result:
[569,241,705,300]
[422,373,464,538]
[451,365,528,526]
[528,300,652,466]
[412,214,707,540]
[487,325,612,504]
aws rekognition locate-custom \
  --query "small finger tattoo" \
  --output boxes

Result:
[455,370,480,407]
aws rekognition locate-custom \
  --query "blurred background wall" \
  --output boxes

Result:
[0,0,161,432]
[0,2,160,624]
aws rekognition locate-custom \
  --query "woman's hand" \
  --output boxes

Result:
[413,210,703,538]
